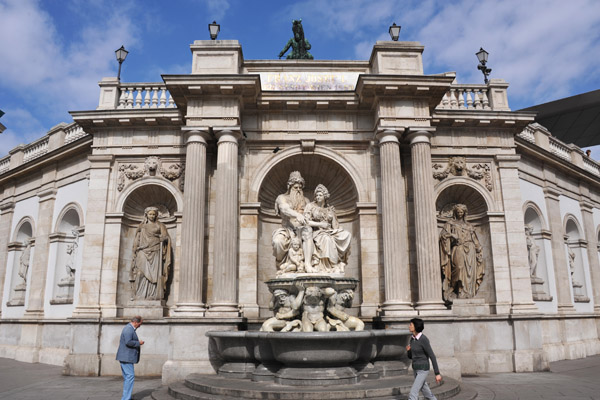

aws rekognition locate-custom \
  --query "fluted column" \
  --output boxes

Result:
[207,129,241,316]
[580,201,600,311]
[173,129,210,316]
[376,130,413,315]
[407,130,446,311]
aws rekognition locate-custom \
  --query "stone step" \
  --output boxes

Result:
[161,373,463,400]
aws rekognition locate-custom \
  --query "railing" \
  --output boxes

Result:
[548,137,571,161]
[583,157,600,176]
[518,125,535,143]
[0,157,9,174]
[117,84,176,109]
[437,84,491,110]
[23,137,49,163]
[64,124,88,144]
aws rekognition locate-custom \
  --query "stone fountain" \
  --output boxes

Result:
[151,172,466,399]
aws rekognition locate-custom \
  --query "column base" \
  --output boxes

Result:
[70,306,102,319]
[510,301,539,314]
[380,301,416,317]
[416,300,448,311]
[23,309,44,319]
[206,302,240,317]
[557,303,576,313]
[172,302,206,317]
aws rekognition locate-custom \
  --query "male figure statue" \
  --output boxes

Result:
[116,316,144,400]
[278,19,313,60]
[272,171,313,272]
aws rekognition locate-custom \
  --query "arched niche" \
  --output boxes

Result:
[12,217,34,243]
[523,201,552,301]
[55,202,83,233]
[7,218,35,306]
[116,182,179,309]
[563,215,590,304]
[255,154,361,317]
[258,154,359,219]
[435,183,494,305]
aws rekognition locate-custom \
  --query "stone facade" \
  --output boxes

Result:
[0,39,599,384]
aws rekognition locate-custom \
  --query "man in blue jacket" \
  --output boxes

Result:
[116,316,144,400]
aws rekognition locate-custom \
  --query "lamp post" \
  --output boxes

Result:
[389,23,401,41]
[209,21,220,40]
[476,47,492,84]
[115,45,129,81]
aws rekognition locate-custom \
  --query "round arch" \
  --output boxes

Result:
[248,145,368,206]
[116,177,183,216]
[563,214,583,240]
[12,217,35,242]
[522,201,548,231]
[434,178,495,218]
[54,202,84,233]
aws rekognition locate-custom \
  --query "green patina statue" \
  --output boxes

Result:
[278,19,314,60]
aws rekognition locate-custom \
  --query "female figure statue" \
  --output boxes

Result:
[439,204,484,301]
[130,207,172,300]
[525,224,540,277]
[303,184,351,274]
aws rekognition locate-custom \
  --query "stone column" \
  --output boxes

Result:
[580,201,600,311]
[496,155,537,313]
[407,130,446,311]
[72,155,113,319]
[25,186,57,318]
[173,129,211,317]
[357,203,380,318]
[376,130,413,315]
[238,202,260,318]
[543,185,574,312]
[207,129,241,316]
[0,199,16,316]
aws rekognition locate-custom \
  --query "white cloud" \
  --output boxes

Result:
[205,0,230,21]
[0,107,47,156]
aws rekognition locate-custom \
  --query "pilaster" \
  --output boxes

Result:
[580,201,600,311]
[0,200,16,316]
[496,155,537,314]
[207,129,241,316]
[71,155,114,319]
[376,130,414,315]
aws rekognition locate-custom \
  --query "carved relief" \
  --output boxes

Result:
[117,156,185,192]
[433,157,492,191]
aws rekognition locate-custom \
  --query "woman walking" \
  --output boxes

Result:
[406,318,442,400]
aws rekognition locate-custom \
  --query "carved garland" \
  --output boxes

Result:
[432,156,492,191]
[117,156,185,192]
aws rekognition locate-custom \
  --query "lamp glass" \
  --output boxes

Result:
[476,47,489,64]
[115,46,128,63]
[389,23,401,41]
[209,21,220,40]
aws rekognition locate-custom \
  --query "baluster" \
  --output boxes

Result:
[126,87,135,108]
[118,88,127,109]
[151,87,159,108]
[168,93,175,108]
[466,89,473,109]
[458,89,465,109]
[159,89,167,108]
[474,90,482,109]
[440,92,449,109]
[135,87,143,108]
[482,89,490,109]
[449,89,458,109]
[143,86,151,108]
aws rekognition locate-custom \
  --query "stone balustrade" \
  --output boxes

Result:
[0,122,88,176]
[517,123,600,178]
[436,79,510,111]
[117,84,176,109]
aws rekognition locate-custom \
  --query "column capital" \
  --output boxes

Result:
[543,185,561,200]
[0,201,15,213]
[36,188,58,202]
[405,128,435,145]
[495,154,521,168]
[215,128,242,144]
[182,128,211,145]
[375,129,401,144]
[580,201,594,213]
[88,155,114,168]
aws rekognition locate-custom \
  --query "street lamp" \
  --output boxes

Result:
[209,21,220,40]
[389,23,401,41]
[115,45,129,81]
[476,47,492,84]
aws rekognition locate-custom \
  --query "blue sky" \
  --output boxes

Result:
[1,0,600,157]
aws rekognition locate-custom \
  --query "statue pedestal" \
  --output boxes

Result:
[531,276,552,302]
[451,298,490,316]
[7,286,26,306]
[51,278,75,304]
[124,299,167,319]
[572,280,590,303]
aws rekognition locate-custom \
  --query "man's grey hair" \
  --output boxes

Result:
[131,316,143,323]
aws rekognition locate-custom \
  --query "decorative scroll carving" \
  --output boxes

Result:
[432,157,492,191]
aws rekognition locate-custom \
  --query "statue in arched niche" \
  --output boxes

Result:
[16,240,32,289]
[439,204,485,301]
[525,224,540,278]
[130,206,172,300]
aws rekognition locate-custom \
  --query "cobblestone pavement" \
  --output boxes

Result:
[0,355,599,399]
